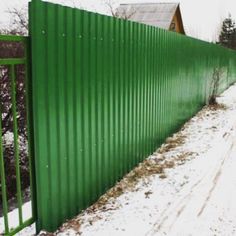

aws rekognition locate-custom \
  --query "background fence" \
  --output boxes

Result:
[30,0,236,232]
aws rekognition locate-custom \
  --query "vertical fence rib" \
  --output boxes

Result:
[0,102,9,233]
[24,36,37,222]
[10,64,23,224]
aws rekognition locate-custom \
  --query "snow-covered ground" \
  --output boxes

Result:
[56,84,236,236]
[0,201,34,235]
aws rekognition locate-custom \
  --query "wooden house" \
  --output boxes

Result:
[116,2,185,35]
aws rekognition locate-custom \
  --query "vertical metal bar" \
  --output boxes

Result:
[127,19,131,170]
[46,3,60,227]
[133,23,137,163]
[96,13,103,195]
[82,11,91,203]
[74,6,82,211]
[56,4,68,221]
[131,22,135,167]
[138,24,142,161]
[0,98,9,234]
[107,16,112,186]
[24,36,37,222]
[110,17,116,183]
[113,17,118,181]
[10,64,23,224]
[100,15,106,191]
[89,12,98,200]
[119,19,124,176]
[65,5,76,217]
[63,6,71,217]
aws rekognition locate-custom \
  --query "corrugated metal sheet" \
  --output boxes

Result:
[116,3,178,29]
[29,0,236,232]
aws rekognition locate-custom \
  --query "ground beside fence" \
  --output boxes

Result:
[52,83,236,236]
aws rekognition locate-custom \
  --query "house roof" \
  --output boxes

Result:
[116,2,180,30]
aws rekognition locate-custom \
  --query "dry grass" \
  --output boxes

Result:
[62,133,190,222]
[68,219,82,232]
[102,159,165,200]
[159,173,167,179]
[208,103,227,111]
[159,135,186,154]
[144,190,153,198]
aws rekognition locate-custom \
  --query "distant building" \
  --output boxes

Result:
[116,2,185,35]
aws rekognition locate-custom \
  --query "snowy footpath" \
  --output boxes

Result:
[55,84,236,236]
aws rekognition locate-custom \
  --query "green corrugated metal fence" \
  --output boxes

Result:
[29,0,236,232]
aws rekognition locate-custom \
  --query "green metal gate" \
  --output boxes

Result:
[0,35,36,235]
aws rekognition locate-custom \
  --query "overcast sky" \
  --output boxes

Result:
[1,0,236,42]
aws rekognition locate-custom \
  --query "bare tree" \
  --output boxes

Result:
[0,7,28,138]
[0,7,29,203]
[208,68,224,105]
[6,7,28,35]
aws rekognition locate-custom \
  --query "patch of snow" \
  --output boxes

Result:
[2,131,28,153]
[0,201,35,235]
[17,223,35,236]
[56,83,236,236]
[3,131,14,146]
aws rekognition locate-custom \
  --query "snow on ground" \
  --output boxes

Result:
[16,222,35,236]
[0,201,34,235]
[55,83,236,236]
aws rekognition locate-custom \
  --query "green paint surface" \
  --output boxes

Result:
[29,0,236,232]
